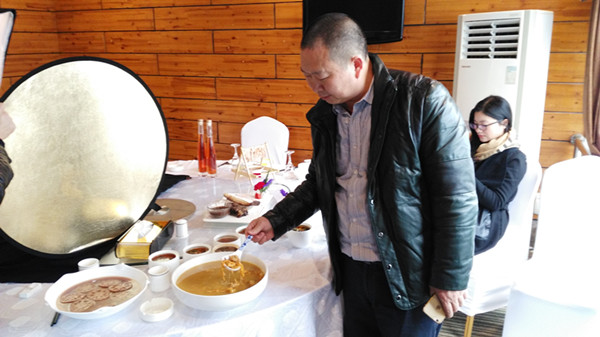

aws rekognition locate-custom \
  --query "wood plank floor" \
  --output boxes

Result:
[439,219,536,337]
[439,308,507,337]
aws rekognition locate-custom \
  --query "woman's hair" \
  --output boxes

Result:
[300,12,368,66]
[469,95,513,151]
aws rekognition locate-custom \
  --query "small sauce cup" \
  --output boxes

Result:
[182,243,212,260]
[288,223,312,248]
[148,249,180,273]
[213,243,240,253]
[213,232,242,247]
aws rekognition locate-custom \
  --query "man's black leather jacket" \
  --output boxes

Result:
[264,54,477,310]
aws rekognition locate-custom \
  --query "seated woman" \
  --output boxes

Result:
[469,95,526,254]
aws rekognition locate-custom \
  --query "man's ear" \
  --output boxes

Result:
[351,56,363,78]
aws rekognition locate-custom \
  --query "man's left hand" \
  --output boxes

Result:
[429,286,467,318]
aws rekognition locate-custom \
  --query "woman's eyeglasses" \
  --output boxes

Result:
[469,121,499,131]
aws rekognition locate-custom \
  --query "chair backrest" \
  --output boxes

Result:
[502,159,543,260]
[531,155,600,268]
[460,159,541,317]
[501,156,600,337]
[241,116,289,166]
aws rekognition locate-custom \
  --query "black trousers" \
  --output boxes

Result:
[340,253,441,337]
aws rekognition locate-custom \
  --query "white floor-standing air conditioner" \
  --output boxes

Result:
[452,10,554,161]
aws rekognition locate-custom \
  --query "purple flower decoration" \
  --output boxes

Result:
[265,178,273,188]
[280,189,288,197]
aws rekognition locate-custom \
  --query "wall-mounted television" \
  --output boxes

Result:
[302,0,405,45]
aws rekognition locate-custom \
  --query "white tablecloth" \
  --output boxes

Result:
[0,161,343,337]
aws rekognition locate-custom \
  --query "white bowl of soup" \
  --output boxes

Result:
[171,252,268,311]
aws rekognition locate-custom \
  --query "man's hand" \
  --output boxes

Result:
[0,103,15,140]
[429,286,467,318]
[246,216,275,244]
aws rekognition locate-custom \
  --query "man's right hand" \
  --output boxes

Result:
[246,216,275,244]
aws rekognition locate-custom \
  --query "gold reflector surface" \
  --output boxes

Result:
[0,57,167,255]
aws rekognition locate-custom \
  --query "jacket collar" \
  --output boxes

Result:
[367,54,396,171]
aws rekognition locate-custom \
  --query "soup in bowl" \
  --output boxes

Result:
[171,252,268,311]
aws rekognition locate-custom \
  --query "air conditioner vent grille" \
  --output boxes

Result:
[461,18,521,59]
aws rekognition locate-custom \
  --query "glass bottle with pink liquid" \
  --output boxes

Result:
[197,119,207,176]
[206,119,217,177]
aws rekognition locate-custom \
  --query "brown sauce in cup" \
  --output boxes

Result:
[186,246,209,254]
[217,235,239,243]
[214,246,237,252]
[293,225,310,232]
[152,253,176,261]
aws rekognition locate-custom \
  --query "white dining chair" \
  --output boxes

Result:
[241,116,289,167]
[459,159,542,337]
[501,155,600,337]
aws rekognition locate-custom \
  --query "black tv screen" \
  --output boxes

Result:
[303,0,405,45]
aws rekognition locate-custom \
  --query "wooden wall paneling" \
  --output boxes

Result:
[291,149,312,164]
[216,78,315,104]
[3,53,64,77]
[370,24,457,53]
[421,53,456,80]
[5,0,594,170]
[275,2,301,29]
[58,32,106,53]
[56,9,155,32]
[545,83,583,113]
[551,21,589,53]
[1,0,54,11]
[168,140,231,161]
[12,10,56,32]
[276,103,313,127]
[54,0,101,11]
[377,54,423,75]
[214,29,302,54]
[9,32,59,53]
[548,53,586,82]
[141,75,216,99]
[542,112,583,140]
[154,4,275,30]
[213,143,232,160]
[158,54,276,78]
[288,126,312,150]
[276,54,301,79]
[160,98,276,123]
[168,139,195,160]
[404,0,426,25]
[425,0,592,24]
[217,122,243,145]
[539,140,575,167]
[102,0,210,9]
[0,77,11,96]
[106,31,213,54]
[166,118,197,141]
[59,53,160,75]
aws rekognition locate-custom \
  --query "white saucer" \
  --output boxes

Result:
[139,297,174,322]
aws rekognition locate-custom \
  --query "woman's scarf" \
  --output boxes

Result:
[473,130,520,162]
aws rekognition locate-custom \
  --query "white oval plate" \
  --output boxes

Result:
[44,264,148,320]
